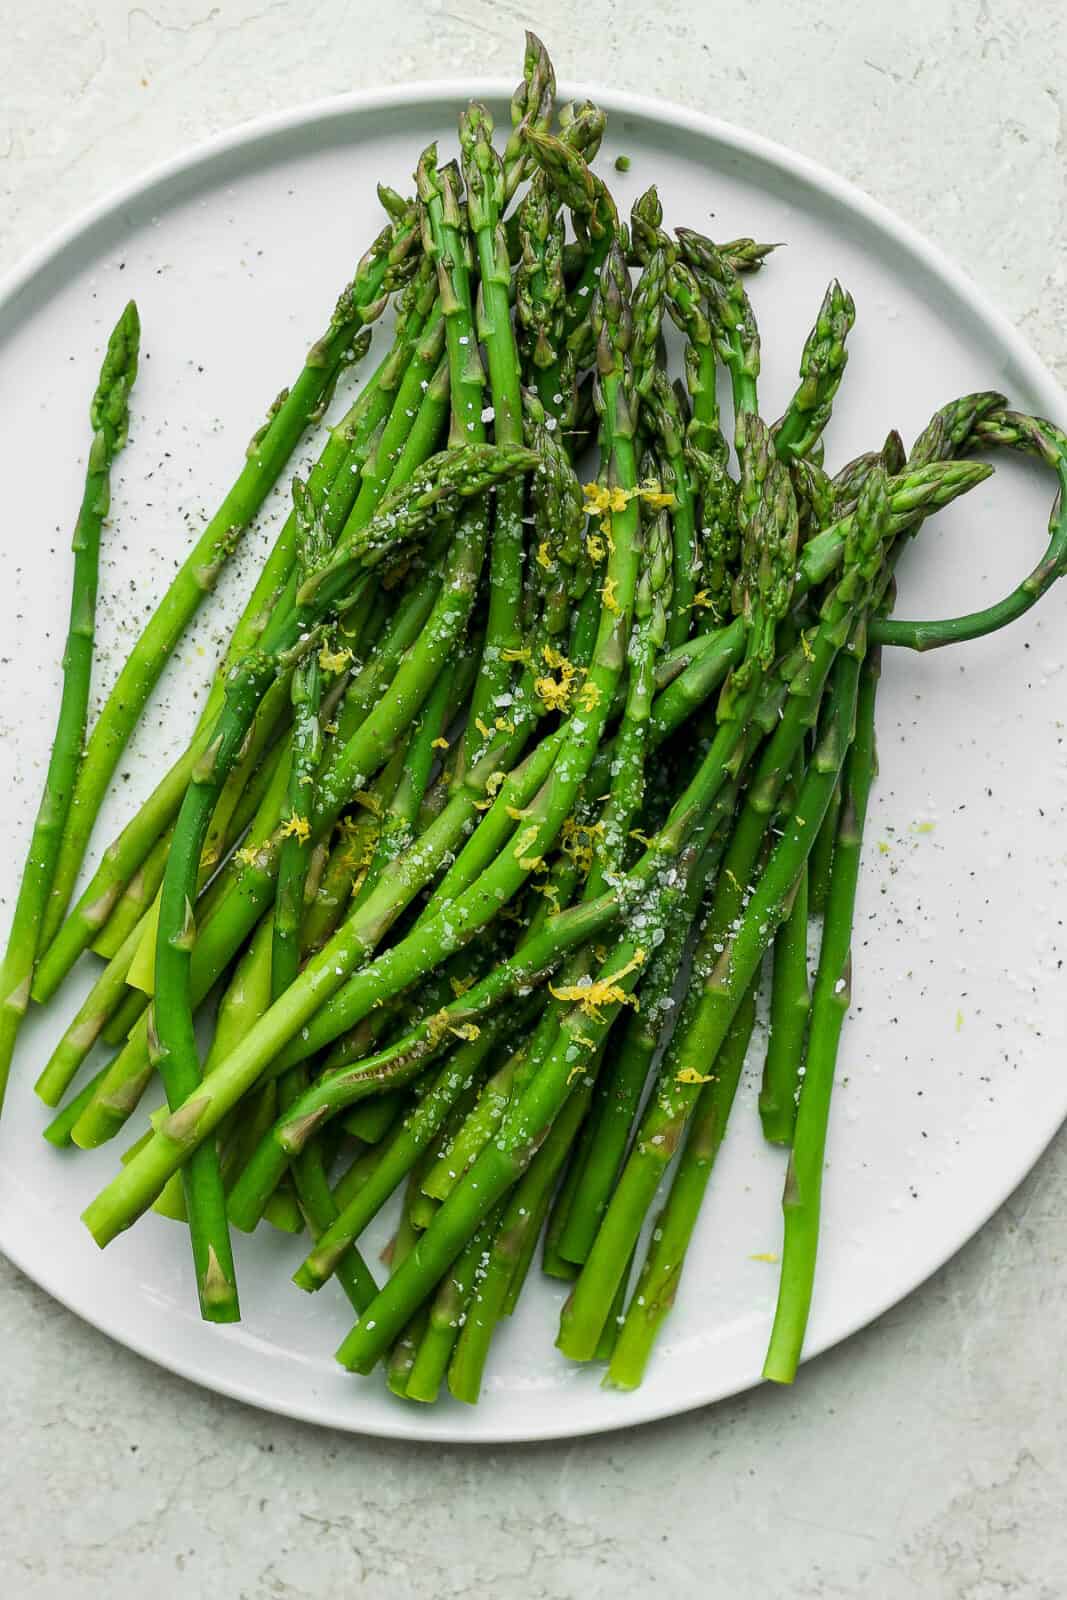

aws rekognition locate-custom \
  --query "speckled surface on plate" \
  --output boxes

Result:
[0,80,1063,1445]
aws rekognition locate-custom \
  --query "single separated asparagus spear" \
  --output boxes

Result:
[0,301,140,1108]
[38,210,418,956]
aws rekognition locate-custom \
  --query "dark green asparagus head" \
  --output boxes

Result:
[301,442,538,609]
[718,238,781,274]
[686,432,739,625]
[517,193,568,386]
[731,412,800,672]
[557,100,608,163]
[631,248,670,399]
[91,300,141,454]
[630,187,667,267]
[832,462,892,613]
[591,240,636,441]
[460,103,506,235]
[908,390,1008,467]
[291,476,333,583]
[528,130,619,245]
[504,30,556,192]
[636,477,674,651]
[663,260,724,457]
[676,227,760,399]
[881,428,907,476]
[392,247,439,346]
[525,390,588,632]
[831,448,878,516]
[665,259,712,351]
[789,455,835,540]
[973,408,1067,472]
[773,280,856,463]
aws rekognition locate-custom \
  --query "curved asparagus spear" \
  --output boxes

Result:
[871,411,1067,650]
[0,300,139,1108]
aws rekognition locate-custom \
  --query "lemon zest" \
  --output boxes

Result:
[512,824,540,862]
[449,1022,481,1042]
[318,644,353,674]
[550,949,645,1021]
[676,1066,716,1085]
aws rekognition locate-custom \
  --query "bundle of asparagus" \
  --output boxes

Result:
[4,32,1066,1404]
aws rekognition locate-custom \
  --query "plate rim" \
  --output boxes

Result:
[1,75,1064,1446]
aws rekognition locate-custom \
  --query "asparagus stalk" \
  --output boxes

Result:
[0,301,140,1108]
[872,412,1067,650]
[758,752,811,1146]
[271,483,330,1000]
[607,977,759,1389]
[763,646,880,1384]
[459,106,528,760]
[447,1079,594,1402]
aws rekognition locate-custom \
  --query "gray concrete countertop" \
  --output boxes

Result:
[2,4,1065,1595]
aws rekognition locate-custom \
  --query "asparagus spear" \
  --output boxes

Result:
[460,107,529,759]
[763,646,880,1384]
[607,978,759,1389]
[271,482,330,1000]
[772,281,856,463]
[0,301,139,1108]
[872,411,1067,650]
[757,752,811,1146]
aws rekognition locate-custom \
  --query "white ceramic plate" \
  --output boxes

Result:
[0,81,1064,1444]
